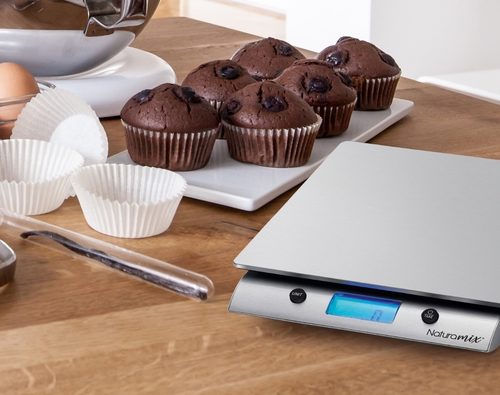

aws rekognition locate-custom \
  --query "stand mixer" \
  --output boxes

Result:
[0,0,176,116]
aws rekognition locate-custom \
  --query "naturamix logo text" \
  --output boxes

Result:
[426,329,484,344]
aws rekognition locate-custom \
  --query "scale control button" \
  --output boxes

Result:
[421,308,439,324]
[290,288,307,304]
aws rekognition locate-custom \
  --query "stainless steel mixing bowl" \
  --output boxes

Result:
[0,0,160,76]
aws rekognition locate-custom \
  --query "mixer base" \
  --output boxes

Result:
[42,47,176,118]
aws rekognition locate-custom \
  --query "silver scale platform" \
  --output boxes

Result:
[229,142,500,352]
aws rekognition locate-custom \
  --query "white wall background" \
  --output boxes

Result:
[180,0,286,40]
[286,0,500,79]
[231,0,286,14]
[181,0,500,80]
[370,0,500,78]
[286,1,373,51]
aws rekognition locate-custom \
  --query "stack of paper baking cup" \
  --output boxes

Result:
[0,139,84,215]
[11,88,108,165]
[71,164,187,238]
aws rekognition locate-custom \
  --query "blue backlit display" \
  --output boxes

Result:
[326,292,401,323]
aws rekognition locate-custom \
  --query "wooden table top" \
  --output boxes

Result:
[2,17,500,394]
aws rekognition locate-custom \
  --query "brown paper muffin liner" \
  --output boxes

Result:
[222,115,322,168]
[314,100,356,138]
[122,121,218,171]
[208,99,226,139]
[356,73,400,111]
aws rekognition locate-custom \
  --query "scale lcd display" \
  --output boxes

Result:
[326,292,401,323]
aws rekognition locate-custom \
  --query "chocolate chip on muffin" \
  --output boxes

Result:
[131,89,154,104]
[217,65,240,80]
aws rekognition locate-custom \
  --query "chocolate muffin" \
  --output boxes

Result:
[232,37,305,81]
[221,81,321,167]
[121,83,219,171]
[182,60,256,108]
[317,37,401,110]
[182,60,256,138]
[275,59,357,137]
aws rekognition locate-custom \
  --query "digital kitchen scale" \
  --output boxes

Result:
[229,142,500,352]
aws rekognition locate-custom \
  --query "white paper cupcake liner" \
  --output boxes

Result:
[208,99,225,139]
[208,99,223,112]
[222,115,322,168]
[314,100,356,138]
[122,122,218,171]
[12,88,108,165]
[0,139,84,215]
[71,163,187,238]
[356,73,400,110]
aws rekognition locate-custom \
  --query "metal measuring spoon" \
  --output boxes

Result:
[0,240,16,287]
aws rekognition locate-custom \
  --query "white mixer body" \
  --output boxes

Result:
[0,0,159,76]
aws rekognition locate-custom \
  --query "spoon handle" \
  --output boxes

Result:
[0,209,214,301]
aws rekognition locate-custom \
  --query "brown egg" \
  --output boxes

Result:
[0,62,39,139]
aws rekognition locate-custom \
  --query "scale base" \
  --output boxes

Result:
[42,47,176,118]
[230,271,500,352]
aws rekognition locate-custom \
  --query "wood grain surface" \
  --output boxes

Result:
[1,17,500,394]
